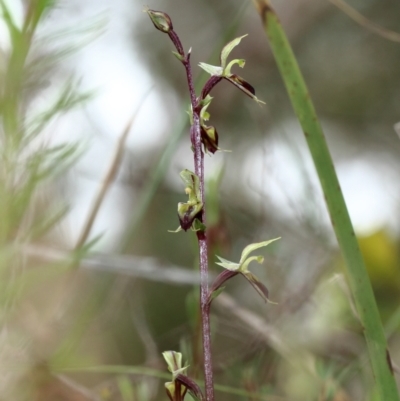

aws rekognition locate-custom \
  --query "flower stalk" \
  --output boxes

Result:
[145,8,267,401]
[145,8,215,400]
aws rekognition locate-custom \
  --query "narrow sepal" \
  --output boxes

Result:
[215,255,240,271]
[208,269,238,305]
[198,62,223,76]
[180,169,200,195]
[176,374,205,401]
[225,74,266,104]
[163,351,185,374]
[242,271,270,303]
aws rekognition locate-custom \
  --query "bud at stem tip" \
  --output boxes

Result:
[144,7,173,33]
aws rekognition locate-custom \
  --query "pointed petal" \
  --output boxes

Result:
[220,34,248,68]
[180,169,198,190]
[239,237,281,264]
[198,62,223,76]
[215,255,240,271]
[162,351,183,372]
[179,169,201,205]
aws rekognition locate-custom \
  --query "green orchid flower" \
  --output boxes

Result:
[199,35,265,104]
[208,238,281,304]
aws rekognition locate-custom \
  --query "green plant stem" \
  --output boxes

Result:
[252,1,399,399]
[59,365,285,401]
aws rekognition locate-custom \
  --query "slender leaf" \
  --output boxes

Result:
[252,1,399,399]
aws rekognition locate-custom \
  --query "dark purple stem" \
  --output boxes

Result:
[169,29,215,401]
[168,30,185,57]
[201,76,223,100]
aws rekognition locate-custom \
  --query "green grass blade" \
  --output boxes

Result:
[58,365,284,400]
[252,1,399,399]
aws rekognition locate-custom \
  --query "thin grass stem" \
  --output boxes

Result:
[75,90,152,249]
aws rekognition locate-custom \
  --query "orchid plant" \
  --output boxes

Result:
[145,8,278,401]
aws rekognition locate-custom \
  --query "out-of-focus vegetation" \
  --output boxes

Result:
[0,1,399,401]
[253,2,398,398]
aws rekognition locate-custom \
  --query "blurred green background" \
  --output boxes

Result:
[0,0,399,400]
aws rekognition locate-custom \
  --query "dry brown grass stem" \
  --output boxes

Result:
[75,91,152,250]
[329,0,400,43]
